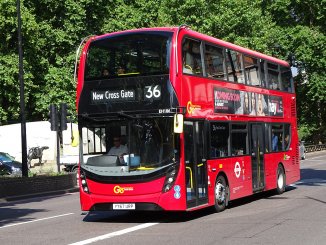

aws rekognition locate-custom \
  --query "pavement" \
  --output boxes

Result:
[0,160,79,203]
[29,159,65,175]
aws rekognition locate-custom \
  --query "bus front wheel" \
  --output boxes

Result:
[213,175,229,212]
[276,165,286,194]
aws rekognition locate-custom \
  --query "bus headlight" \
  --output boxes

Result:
[162,166,178,193]
[80,170,90,194]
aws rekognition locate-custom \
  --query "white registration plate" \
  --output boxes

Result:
[113,203,136,210]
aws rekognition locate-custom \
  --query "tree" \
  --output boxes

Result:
[263,0,326,143]
[0,0,325,143]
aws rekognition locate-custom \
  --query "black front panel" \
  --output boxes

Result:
[78,75,179,116]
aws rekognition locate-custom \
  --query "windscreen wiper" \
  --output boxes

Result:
[117,111,137,119]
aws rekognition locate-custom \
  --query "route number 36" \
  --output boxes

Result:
[144,85,161,100]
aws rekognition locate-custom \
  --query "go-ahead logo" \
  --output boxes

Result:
[113,185,134,194]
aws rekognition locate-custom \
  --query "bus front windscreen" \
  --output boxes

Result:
[81,118,178,176]
[85,31,172,80]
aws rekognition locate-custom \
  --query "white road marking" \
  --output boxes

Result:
[68,222,159,245]
[309,155,326,160]
[0,213,74,229]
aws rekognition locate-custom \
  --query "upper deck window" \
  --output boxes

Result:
[225,50,245,84]
[180,37,294,94]
[182,38,203,76]
[280,66,293,92]
[204,44,225,79]
[244,55,260,86]
[85,32,172,80]
[267,63,280,90]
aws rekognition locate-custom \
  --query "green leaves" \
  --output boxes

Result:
[0,0,325,142]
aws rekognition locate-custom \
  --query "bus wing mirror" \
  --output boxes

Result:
[174,114,184,133]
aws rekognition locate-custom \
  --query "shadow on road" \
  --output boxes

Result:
[0,194,68,227]
[298,168,326,186]
[0,207,48,227]
[82,208,215,223]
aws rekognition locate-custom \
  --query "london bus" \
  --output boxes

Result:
[76,26,300,212]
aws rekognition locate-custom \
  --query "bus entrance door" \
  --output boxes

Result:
[184,121,208,209]
[251,124,265,192]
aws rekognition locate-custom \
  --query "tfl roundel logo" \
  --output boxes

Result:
[234,162,241,178]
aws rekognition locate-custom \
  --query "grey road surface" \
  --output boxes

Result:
[0,151,325,245]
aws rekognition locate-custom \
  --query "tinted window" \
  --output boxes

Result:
[281,66,293,92]
[231,123,248,156]
[264,124,271,152]
[210,122,229,158]
[226,50,245,84]
[182,38,203,75]
[204,44,225,78]
[260,60,267,87]
[85,32,172,80]
[271,124,283,152]
[267,63,280,90]
[244,56,260,86]
[284,124,291,150]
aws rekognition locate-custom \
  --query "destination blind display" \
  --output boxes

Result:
[92,89,136,103]
[91,85,162,104]
[78,75,178,115]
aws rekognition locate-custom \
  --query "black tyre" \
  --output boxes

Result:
[213,175,229,212]
[276,165,286,194]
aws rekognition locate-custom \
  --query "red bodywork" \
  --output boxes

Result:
[77,27,300,211]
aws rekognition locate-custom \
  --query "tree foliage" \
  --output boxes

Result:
[0,0,325,142]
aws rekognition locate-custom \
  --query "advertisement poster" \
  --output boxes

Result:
[214,88,240,114]
[214,87,283,117]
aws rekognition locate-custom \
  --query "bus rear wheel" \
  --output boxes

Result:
[276,165,286,194]
[213,175,229,212]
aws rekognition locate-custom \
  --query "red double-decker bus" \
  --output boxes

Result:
[76,26,300,212]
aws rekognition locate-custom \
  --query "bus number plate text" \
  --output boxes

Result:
[113,203,136,210]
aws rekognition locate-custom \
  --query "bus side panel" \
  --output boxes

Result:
[264,151,300,191]
[207,156,253,202]
[264,153,280,191]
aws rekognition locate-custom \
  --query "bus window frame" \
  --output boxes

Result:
[283,123,291,151]
[267,62,280,90]
[180,36,295,94]
[209,121,230,159]
[203,43,225,79]
[181,37,204,76]
[243,54,261,87]
[208,121,249,159]
[230,122,249,156]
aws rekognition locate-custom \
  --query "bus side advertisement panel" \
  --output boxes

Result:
[213,87,283,117]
